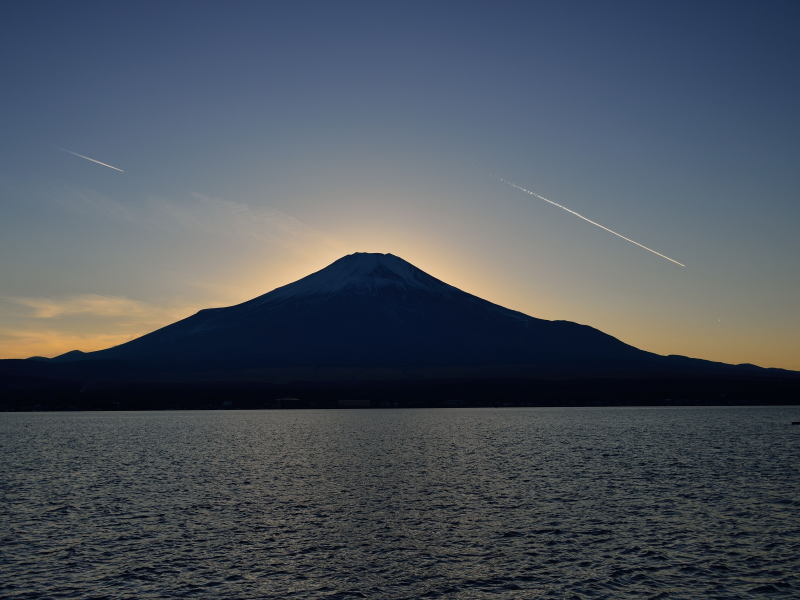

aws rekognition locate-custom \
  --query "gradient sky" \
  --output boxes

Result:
[1,1,799,369]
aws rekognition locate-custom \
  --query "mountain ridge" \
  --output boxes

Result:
[75,252,653,370]
[2,252,798,410]
[32,252,795,375]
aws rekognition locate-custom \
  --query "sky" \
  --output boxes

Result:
[1,0,799,369]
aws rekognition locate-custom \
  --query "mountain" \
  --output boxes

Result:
[84,252,656,372]
[2,252,797,409]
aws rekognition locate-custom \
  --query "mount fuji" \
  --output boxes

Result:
[2,252,797,409]
[70,252,659,371]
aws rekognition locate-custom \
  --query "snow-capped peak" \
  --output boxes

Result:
[251,252,452,304]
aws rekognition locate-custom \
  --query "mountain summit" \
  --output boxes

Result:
[257,252,453,300]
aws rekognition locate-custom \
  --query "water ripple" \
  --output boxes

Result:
[1,406,799,598]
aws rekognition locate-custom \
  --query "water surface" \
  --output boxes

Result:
[2,407,799,598]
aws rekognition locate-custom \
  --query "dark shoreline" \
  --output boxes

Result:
[3,376,798,411]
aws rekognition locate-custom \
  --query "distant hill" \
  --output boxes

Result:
[1,253,797,409]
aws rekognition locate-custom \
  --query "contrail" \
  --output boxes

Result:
[62,148,125,173]
[500,178,685,267]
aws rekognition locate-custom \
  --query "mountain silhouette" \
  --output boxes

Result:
[81,252,655,372]
[2,252,797,409]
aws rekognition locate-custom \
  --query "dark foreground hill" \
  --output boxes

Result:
[1,253,798,409]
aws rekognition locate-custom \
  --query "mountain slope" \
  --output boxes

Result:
[82,252,660,373]
[3,252,798,409]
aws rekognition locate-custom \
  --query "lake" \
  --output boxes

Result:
[2,407,799,598]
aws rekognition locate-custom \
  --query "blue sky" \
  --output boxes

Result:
[1,1,799,368]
